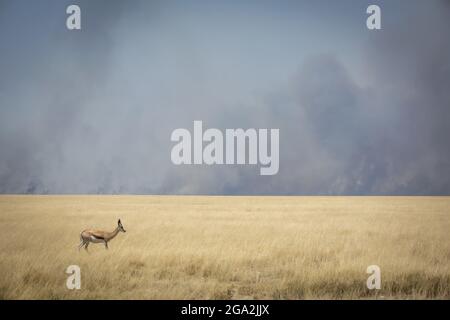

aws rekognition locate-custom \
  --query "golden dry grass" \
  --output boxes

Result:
[0,195,449,300]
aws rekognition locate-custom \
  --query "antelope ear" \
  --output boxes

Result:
[118,219,121,224]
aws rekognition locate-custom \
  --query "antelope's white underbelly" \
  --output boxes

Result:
[89,236,105,243]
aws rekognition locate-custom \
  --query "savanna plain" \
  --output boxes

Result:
[0,195,449,299]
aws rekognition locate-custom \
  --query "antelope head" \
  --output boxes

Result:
[118,219,126,232]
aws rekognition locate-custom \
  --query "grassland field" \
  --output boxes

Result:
[0,195,449,299]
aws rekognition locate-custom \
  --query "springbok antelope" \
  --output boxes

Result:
[79,219,126,251]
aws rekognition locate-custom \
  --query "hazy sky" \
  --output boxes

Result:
[1,0,449,195]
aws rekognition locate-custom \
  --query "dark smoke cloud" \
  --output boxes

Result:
[0,0,449,194]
